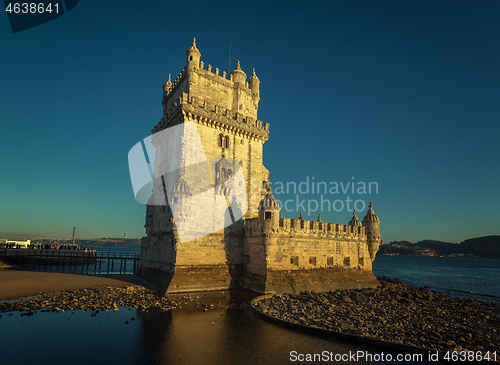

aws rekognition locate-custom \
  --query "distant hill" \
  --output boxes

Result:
[460,236,500,258]
[381,236,500,258]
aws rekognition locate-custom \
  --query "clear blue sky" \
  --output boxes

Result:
[1,1,499,243]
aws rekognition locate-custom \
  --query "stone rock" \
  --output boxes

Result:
[340,322,353,330]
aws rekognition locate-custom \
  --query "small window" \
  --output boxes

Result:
[189,56,193,61]
[265,212,271,220]
[221,168,226,180]
[173,197,178,204]
[262,181,267,189]
[327,257,334,266]
[309,257,316,266]
[218,134,223,147]
[224,135,229,148]
[290,256,299,266]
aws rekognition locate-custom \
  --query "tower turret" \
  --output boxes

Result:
[248,68,260,107]
[164,74,172,92]
[186,38,201,71]
[362,202,381,261]
[162,74,172,106]
[248,68,260,94]
[229,60,247,84]
[258,186,280,232]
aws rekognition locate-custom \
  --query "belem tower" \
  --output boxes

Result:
[137,39,381,294]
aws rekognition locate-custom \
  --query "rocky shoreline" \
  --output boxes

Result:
[0,284,240,316]
[252,277,500,354]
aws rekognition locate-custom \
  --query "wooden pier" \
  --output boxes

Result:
[0,249,140,274]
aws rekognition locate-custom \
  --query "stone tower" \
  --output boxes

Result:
[139,39,271,293]
[156,38,270,218]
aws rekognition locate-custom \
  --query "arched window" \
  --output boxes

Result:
[224,135,229,148]
[221,168,226,180]
[218,134,223,147]
[189,56,193,61]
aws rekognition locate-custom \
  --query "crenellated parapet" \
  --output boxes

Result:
[163,59,260,103]
[278,218,366,239]
[244,217,366,239]
[153,91,270,141]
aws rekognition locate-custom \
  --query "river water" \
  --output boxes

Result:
[1,250,499,365]
[372,255,500,303]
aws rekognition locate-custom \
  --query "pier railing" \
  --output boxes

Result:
[0,248,140,275]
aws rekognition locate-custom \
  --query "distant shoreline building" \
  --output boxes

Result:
[0,239,31,248]
[138,40,381,294]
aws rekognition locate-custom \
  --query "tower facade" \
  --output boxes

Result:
[157,38,270,218]
[139,39,271,292]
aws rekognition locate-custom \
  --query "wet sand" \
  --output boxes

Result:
[0,270,155,301]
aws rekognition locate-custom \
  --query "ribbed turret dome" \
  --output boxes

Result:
[259,187,280,210]
[348,210,362,226]
[172,177,191,195]
[362,202,379,223]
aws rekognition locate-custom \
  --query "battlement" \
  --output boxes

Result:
[153,91,270,140]
[163,61,258,98]
[244,216,366,239]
